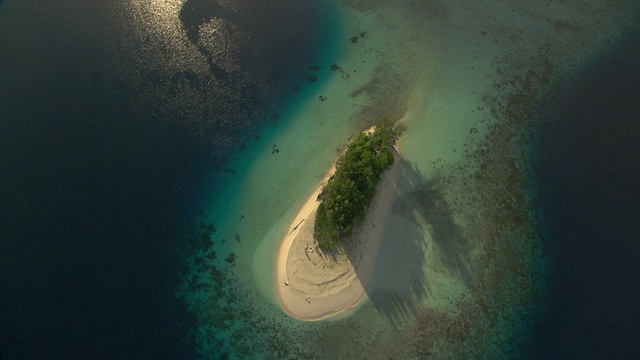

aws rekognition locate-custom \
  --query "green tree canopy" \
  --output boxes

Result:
[314,118,403,250]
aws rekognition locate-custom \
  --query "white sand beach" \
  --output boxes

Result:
[275,130,403,320]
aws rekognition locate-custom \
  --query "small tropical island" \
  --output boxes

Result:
[275,119,404,320]
[315,120,402,250]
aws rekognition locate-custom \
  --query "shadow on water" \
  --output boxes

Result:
[349,158,471,327]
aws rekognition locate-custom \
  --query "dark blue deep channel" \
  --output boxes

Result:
[527,32,640,359]
[0,0,328,357]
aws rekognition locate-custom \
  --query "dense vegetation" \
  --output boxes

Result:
[314,119,403,250]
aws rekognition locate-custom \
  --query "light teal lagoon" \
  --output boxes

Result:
[176,1,639,358]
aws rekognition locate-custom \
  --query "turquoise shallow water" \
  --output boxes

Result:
[174,2,355,356]
[176,4,527,359]
[0,0,340,357]
[175,1,640,358]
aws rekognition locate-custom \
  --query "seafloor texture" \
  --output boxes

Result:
[1,0,637,358]
[0,0,331,357]
[177,0,638,358]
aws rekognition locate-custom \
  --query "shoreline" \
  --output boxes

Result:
[275,127,402,321]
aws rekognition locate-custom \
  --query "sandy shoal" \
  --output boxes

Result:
[275,136,403,321]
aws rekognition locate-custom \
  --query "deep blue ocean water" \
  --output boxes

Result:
[0,0,327,357]
[527,32,640,358]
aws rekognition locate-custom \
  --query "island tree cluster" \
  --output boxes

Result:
[314,119,403,250]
